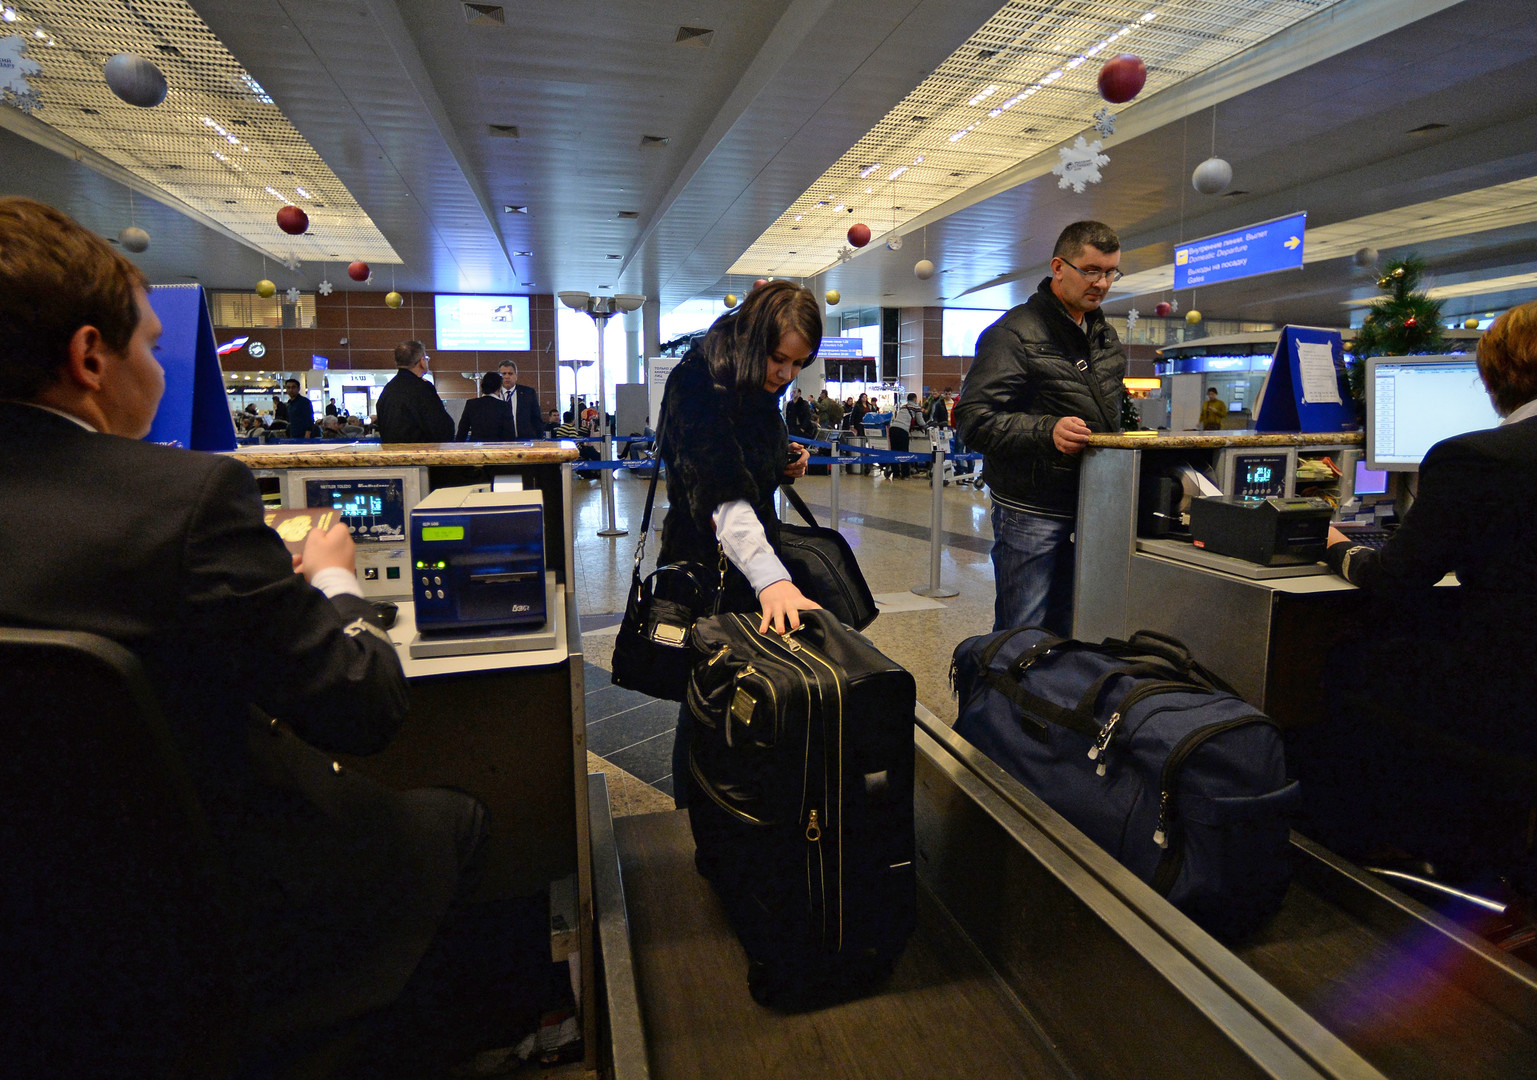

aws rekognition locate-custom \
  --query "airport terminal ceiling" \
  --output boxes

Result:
[0,0,1535,327]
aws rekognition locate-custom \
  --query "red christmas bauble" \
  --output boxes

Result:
[276,205,309,235]
[1153,301,1172,317]
[847,223,871,248]
[347,261,370,282]
[1404,316,1418,328]
[753,278,769,290]
[1098,54,1147,104]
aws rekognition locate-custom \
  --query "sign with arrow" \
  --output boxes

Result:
[1173,211,1307,290]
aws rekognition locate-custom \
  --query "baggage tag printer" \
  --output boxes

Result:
[410,485,546,633]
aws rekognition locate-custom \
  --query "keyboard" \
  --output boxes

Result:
[1333,525,1393,550]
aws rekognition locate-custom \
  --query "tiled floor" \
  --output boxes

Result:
[576,468,1001,810]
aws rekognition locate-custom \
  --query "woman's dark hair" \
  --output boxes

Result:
[480,370,503,395]
[1476,301,1537,416]
[701,280,822,395]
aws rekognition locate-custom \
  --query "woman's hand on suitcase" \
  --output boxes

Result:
[758,580,820,636]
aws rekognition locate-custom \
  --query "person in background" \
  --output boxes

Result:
[1297,301,1537,890]
[0,195,569,1078]
[1200,387,1227,430]
[375,341,454,444]
[457,371,515,442]
[283,378,317,439]
[888,392,927,479]
[497,360,544,440]
[815,387,843,431]
[325,397,339,417]
[786,387,818,440]
[956,220,1126,635]
[555,410,599,475]
[656,281,821,804]
[272,393,286,427]
[545,407,560,436]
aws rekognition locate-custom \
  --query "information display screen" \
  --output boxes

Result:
[433,295,531,351]
[1366,356,1500,470]
[305,477,406,543]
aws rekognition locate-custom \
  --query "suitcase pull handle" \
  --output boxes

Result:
[805,809,822,843]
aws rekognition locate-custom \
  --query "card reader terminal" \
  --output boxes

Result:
[410,486,546,633]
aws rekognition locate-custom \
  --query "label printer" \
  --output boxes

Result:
[410,485,546,633]
[1188,495,1332,567]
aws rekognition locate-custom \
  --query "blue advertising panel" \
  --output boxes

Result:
[817,336,869,358]
[146,284,236,452]
[1173,212,1307,290]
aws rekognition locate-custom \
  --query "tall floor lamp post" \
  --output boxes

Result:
[558,290,646,537]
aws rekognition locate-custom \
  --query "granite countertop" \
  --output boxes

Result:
[1087,430,1363,449]
[228,441,581,467]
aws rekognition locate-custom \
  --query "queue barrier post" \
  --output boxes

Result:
[913,440,959,598]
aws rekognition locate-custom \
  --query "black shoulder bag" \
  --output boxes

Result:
[610,409,724,701]
[777,484,878,631]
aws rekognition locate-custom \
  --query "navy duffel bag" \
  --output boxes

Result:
[952,627,1299,940]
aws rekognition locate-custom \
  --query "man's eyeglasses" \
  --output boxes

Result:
[1059,258,1123,285]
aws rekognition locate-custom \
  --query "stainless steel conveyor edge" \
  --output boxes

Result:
[916,704,1537,1072]
[588,774,649,1080]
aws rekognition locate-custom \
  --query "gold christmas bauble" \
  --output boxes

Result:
[385,291,404,309]
[1185,309,1202,325]
[1465,317,1480,330]
[825,289,841,306]
[1392,267,1406,279]
[255,279,276,298]
[724,293,738,307]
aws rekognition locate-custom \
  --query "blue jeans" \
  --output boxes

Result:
[990,503,1075,636]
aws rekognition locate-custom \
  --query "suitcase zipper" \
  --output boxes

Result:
[688,751,767,826]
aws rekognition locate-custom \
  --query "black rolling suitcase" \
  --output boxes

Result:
[685,609,917,1008]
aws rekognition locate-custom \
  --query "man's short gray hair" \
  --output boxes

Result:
[394,340,426,368]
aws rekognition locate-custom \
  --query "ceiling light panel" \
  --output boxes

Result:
[732,0,1348,279]
[3,0,399,264]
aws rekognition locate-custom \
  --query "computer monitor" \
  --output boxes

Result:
[1365,355,1501,471]
[1353,459,1388,496]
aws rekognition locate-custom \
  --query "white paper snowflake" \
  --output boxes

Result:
[285,286,300,304]
[317,279,333,296]
[1169,298,1179,314]
[1093,107,1116,137]
[282,253,301,272]
[835,244,854,264]
[1125,307,1139,331]
[1053,136,1110,194]
[0,35,44,114]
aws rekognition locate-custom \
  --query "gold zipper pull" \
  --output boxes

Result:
[806,808,821,842]
[706,644,730,667]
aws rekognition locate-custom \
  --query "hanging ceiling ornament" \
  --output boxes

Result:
[1097,54,1146,104]
[1185,309,1203,325]
[835,245,854,264]
[285,286,301,304]
[317,279,334,296]
[385,291,404,309]
[255,279,276,298]
[1052,136,1109,193]
[1191,157,1232,195]
[847,223,871,248]
[118,226,149,253]
[277,206,309,235]
[1125,307,1139,331]
[1464,317,1480,329]
[103,53,167,108]
[752,278,769,289]
[1153,301,1172,317]
[913,259,935,280]
[825,289,840,306]
[347,260,370,282]
[1353,246,1378,268]
[1092,107,1117,138]
[0,34,43,113]
[724,293,738,307]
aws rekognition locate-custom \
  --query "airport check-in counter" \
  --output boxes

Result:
[589,704,1537,1080]
[229,440,602,1075]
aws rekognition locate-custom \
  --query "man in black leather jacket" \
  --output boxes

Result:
[955,220,1125,635]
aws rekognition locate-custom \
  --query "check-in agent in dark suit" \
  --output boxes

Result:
[499,360,545,438]
[457,370,516,441]
[0,197,561,1077]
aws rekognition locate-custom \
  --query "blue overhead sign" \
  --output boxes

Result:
[818,336,870,358]
[1174,212,1307,290]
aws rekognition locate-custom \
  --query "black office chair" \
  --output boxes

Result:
[0,627,243,1079]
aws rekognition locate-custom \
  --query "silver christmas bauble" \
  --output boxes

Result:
[1353,246,1378,268]
[118,226,150,253]
[1191,157,1232,196]
[913,259,936,280]
[104,53,168,108]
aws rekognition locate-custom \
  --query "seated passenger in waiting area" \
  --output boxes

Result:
[0,196,569,1078]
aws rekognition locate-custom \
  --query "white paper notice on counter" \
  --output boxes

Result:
[1296,341,1342,404]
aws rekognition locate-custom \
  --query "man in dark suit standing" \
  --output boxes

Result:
[0,197,561,1076]
[499,359,544,439]
[283,377,317,438]
[376,340,454,443]
[456,370,516,441]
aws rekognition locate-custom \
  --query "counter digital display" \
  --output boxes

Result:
[420,525,465,542]
[305,477,406,543]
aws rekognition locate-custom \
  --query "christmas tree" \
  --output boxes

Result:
[1348,256,1446,404]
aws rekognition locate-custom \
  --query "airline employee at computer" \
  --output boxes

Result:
[1310,301,1537,883]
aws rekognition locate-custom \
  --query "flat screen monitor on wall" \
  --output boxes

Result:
[434,295,531,351]
[1365,355,1501,471]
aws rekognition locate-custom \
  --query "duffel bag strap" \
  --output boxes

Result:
[1110,629,1241,697]
[980,668,1101,741]
[1071,661,1182,718]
